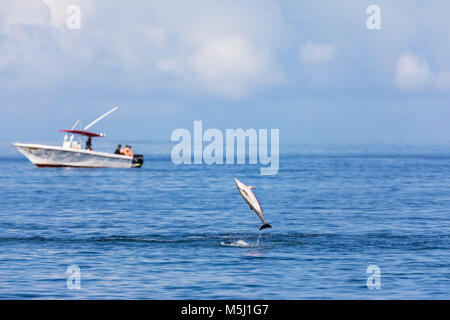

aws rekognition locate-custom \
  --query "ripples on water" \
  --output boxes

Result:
[0,141,449,299]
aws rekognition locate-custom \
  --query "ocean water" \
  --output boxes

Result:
[0,140,449,299]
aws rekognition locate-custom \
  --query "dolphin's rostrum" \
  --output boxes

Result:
[233,177,272,231]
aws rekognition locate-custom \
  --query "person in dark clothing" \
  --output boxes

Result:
[86,137,92,150]
[114,144,122,154]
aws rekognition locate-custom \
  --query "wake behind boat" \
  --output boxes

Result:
[13,107,144,168]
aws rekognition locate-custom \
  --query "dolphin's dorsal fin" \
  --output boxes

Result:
[250,186,256,190]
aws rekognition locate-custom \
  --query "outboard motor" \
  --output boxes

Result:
[132,154,144,168]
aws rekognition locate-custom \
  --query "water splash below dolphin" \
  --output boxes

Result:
[220,233,263,248]
[256,233,262,246]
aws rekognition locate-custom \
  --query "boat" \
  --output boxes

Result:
[12,107,144,168]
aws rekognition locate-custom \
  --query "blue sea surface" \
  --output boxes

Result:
[0,140,449,299]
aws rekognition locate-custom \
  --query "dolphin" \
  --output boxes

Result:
[233,177,272,231]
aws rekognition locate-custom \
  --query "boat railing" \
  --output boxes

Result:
[62,134,81,149]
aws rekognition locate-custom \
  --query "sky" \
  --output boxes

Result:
[1,0,450,144]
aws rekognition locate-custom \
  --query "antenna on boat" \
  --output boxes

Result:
[84,107,118,131]
[71,119,80,130]
[65,119,80,138]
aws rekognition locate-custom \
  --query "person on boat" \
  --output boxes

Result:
[120,145,134,157]
[86,137,93,151]
[114,144,122,154]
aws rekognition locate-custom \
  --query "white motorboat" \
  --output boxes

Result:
[12,107,144,168]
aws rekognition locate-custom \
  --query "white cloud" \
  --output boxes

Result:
[299,41,336,65]
[0,0,49,27]
[394,53,450,93]
[149,0,284,98]
[395,54,433,91]
[3,0,448,101]
[0,0,284,99]
[155,36,276,98]
[190,36,270,97]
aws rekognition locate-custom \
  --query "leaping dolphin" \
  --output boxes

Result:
[233,177,272,231]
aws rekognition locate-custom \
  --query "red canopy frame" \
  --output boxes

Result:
[59,130,104,138]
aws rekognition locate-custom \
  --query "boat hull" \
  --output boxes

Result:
[13,143,138,168]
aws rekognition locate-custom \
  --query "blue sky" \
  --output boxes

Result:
[1,0,450,143]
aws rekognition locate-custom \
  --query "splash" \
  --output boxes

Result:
[256,233,262,246]
[221,233,263,248]
[220,239,252,247]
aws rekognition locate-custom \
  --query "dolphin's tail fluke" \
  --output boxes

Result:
[259,223,272,231]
